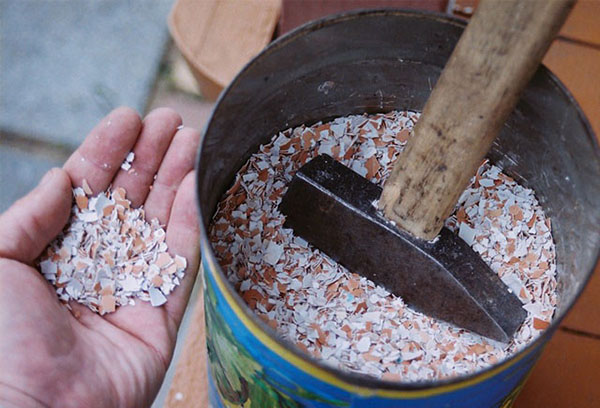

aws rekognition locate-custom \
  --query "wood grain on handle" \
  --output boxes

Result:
[379,0,575,240]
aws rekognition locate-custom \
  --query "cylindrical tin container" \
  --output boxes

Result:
[196,10,600,408]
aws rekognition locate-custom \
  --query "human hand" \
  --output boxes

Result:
[0,107,201,408]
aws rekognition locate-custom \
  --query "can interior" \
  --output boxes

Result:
[196,10,600,385]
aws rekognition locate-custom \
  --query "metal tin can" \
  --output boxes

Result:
[196,10,600,408]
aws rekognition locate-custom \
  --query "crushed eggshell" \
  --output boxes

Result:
[38,182,187,315]
[209,111,558,382]
[121,151,135,171]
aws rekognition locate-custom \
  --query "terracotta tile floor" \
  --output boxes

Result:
[164,2,600,406]
[516,329,600,408]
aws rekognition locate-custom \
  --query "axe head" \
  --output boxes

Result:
[279,154,526,342]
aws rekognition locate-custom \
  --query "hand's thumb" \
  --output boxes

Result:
[0,168,72,264]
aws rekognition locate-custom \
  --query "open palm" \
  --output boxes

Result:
[0,107,201,408]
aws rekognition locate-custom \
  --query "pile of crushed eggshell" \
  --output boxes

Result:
[209,111,557,381]
[38,154,187,315]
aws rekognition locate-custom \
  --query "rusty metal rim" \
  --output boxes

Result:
[195,8,600,392]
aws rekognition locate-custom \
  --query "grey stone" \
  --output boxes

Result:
[0,0,174,149]
[0,144,68,213]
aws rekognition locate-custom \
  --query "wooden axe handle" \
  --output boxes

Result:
[379,0,575,240]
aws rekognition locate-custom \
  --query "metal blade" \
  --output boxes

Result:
[279,154,527,342]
